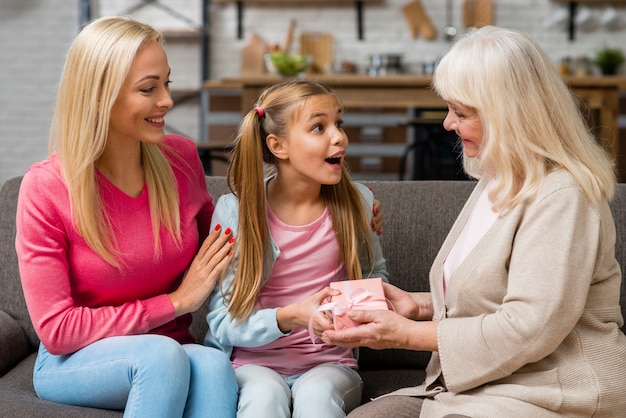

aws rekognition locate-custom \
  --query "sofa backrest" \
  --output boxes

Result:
[611,183,626,325]
[0,177,37,349]
[2,176,626,360]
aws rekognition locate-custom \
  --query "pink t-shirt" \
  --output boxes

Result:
[231,205,358,374]
[15,135,213,355]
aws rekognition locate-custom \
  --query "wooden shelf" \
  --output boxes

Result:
[213,0,379,3]
[214,0,383,40]
[171,88,201,103]
[161,28,202,40]
[550,1,626,40]
[204,75,626,180]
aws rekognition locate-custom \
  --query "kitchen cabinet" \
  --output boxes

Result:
[202,74,626,181]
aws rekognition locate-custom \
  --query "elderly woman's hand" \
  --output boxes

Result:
[383,283,434,321]
[321,308,438,351]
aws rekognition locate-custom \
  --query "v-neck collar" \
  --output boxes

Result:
[96,169,148,209]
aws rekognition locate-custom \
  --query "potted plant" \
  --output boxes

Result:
[594,46,625,75]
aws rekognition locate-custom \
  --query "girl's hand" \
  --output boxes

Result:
[168,225,234,316]
[276,286,340,333]
[309,310,335,339]
[372,199,383,235]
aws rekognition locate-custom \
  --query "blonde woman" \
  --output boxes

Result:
[204,80,388,417]
[323,26,626,417]
[15,16,237,417]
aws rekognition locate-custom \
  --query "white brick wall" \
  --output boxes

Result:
[1,0,625,184]
[0,0,78,184]
[211,0,626,77]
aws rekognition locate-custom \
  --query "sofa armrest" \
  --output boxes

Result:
[0,309,30,376]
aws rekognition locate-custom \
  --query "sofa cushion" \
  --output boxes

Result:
[0,354,121,417]
[360,368,426,402]
[358,347,431,371]
[359,180,475,294]
[0,310,29,376]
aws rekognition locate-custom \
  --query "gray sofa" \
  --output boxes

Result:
[2,175,625,417]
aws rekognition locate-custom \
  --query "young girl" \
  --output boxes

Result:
[203,80,388,417]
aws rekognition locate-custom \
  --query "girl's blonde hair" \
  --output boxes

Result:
[50,16,181,267]
[433,26,615,211]
[226,80,373,321]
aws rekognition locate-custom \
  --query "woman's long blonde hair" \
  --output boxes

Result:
[225,80,374,321]
[433,26,615,211]
[50,16,181,268]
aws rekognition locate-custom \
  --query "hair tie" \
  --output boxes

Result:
[254,106,265,118]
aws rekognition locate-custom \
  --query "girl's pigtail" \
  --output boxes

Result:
[226,106,270,321]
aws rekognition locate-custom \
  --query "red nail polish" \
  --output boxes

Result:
[214,224,221,231]
[229,236,235,244]
[374,207,379,214]
[224,227,231,235]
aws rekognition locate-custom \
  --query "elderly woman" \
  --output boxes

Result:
[322,26,626,418]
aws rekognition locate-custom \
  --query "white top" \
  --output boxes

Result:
[443,181,499,287]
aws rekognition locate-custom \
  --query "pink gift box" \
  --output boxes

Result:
[329,278,388,330]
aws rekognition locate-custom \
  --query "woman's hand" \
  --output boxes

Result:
[321,309,438,352]
[384,283,433,321]
[276,286,340,333]
[372,199,383,235]
[168,224,234,316]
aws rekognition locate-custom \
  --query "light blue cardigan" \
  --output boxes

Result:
[203,177,388,357]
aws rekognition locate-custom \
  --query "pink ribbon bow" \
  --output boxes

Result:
[307,283,389,344]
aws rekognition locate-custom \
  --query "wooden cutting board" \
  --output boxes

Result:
[240,33,267,75]
[300,32,334,74]
[473,0,494,28]
[462,0,473,28]
[462,0,494,29]
[283,19,296,55]
[402,0,437,40]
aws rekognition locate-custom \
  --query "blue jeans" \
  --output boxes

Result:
[235,363,363,418]
[33,335,237,418]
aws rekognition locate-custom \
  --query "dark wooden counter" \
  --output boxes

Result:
[203,74,626,180]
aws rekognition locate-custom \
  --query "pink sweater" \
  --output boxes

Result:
[15,135,213,355]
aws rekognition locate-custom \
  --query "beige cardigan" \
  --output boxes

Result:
[391,170,626,417]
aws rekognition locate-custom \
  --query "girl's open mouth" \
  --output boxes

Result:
[325,156,342,166]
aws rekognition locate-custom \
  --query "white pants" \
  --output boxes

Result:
[235,363,363,418]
